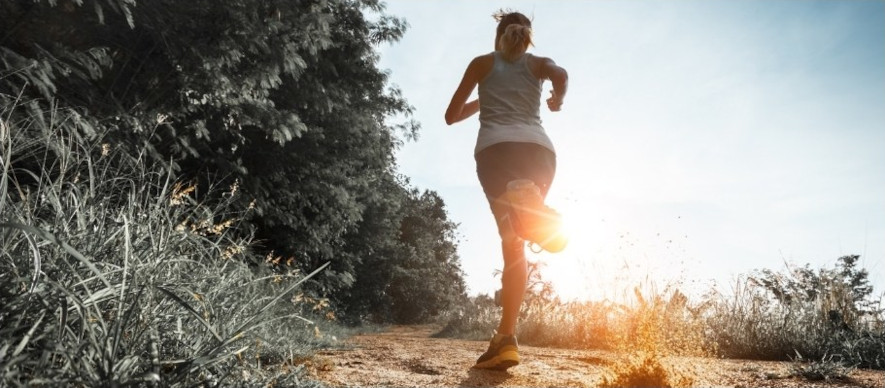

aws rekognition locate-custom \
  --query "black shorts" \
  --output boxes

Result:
[475,142,556,203]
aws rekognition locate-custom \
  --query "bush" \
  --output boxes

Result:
[707,256,885,368]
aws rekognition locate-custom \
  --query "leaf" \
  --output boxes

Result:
[12,312,45,358]
[155,286,224,343]
[234,261,330,333]
[0,222,113,289]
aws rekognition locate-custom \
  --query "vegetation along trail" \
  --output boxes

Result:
[2,2,883,387]
[307,325,884,388]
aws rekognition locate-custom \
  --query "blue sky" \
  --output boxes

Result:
[376,0,885,300]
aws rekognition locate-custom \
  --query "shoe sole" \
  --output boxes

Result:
[472,350,519,371]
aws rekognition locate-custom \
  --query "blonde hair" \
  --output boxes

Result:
[493,10,533,61]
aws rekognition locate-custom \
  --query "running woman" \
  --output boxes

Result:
[445,9,569,370]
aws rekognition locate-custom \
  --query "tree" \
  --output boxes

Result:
[386,190,466,323]
[2,0,466,323]
[4,0,400,284]
[234,1,417,294]
[335,184,466,324]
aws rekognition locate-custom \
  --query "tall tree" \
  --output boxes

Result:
[2,0,464,320]
[335,182,466,324]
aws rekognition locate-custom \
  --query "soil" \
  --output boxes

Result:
[308,325,883,388]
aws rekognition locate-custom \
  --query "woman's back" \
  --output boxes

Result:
[479,52,543,130]
[474,51,552,155]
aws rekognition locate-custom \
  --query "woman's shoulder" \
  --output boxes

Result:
[526,53,559,78]
[467,53,496,80]
[470,52,496,66]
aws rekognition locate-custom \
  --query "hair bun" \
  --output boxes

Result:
[499,23,533,60]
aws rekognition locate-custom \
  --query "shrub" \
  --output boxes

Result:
[706,257,885,368]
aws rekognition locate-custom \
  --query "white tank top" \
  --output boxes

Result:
[475,51,555,155]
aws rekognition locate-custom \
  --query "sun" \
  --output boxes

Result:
[538,176,610,301]
[537,160,699,302]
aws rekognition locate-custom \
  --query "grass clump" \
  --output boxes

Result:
[433,293,500,340]
[0,98,335,386]
[789,352,854,383]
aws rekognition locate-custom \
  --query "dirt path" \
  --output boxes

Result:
[309,325,883,387]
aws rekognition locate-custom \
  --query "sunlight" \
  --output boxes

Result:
[540,173,614,301]
[539,161,705,303]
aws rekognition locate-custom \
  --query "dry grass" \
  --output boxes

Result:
[600,351,695,388]
[435,258,885,378]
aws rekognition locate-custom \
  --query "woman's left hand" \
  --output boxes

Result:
[546,90,564,112]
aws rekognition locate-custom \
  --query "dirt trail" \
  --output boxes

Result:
[309,325,883,387]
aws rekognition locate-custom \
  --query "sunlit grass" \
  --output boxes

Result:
[436,250,885,384]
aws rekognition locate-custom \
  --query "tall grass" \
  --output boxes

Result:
[436,259,885,381]
[0,97,335,387]
[437,283,711,355]
[705,273,885,369]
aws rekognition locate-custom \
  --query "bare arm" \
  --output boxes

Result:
[445,56,489,125]
[539,57,568,111]
[446,99,480,125]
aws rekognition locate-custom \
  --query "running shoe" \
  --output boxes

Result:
[473,333,519,370]
[505,179,568,253]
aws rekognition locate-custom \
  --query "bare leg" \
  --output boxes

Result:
[491,199,528,336]
[497,238,527,335]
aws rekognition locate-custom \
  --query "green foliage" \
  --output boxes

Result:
[2,0,412,150]
[2,1,468,385]
[707,256,885,368]
[750,255,879,326]
[2,0,461,325]
[0,100,336,386]
[386,190,466,323]
[335,184,467,324]
[433,294,499,340]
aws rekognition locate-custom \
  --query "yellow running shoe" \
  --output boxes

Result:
[473,333,519,371]
[504,179,568,253]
